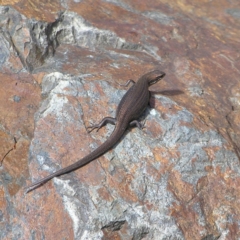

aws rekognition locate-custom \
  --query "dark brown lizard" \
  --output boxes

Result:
[26,70,165,192]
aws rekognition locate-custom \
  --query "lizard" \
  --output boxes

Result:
[26,70,165,192]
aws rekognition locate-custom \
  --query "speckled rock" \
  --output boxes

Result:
[0,1,240,239]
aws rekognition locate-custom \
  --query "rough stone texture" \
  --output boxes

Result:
[0,1,240,240]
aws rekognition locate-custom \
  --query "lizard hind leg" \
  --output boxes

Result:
[87,117,117,133]
[129,119,146,130]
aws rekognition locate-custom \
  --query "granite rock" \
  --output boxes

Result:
[0,1,240,239]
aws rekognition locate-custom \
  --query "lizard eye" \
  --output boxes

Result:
[149,73,165,85]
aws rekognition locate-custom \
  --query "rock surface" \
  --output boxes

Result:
[0,1,240,239]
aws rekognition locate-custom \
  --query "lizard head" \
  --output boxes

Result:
[145,70,166,86]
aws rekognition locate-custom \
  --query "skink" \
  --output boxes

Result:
[26,70,165,192]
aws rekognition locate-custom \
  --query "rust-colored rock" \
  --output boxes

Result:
[0,1,240,239]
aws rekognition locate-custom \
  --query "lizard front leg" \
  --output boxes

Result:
[120,79,135,87]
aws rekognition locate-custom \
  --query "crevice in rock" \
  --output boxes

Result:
[26,11,152,72]
[1,7,160,73]
[132,226,149,240]
[201,234,221,240]
[101,220,126,231]
[0,137,17,166]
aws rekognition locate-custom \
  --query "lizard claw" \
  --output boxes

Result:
[87,125,101,133]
